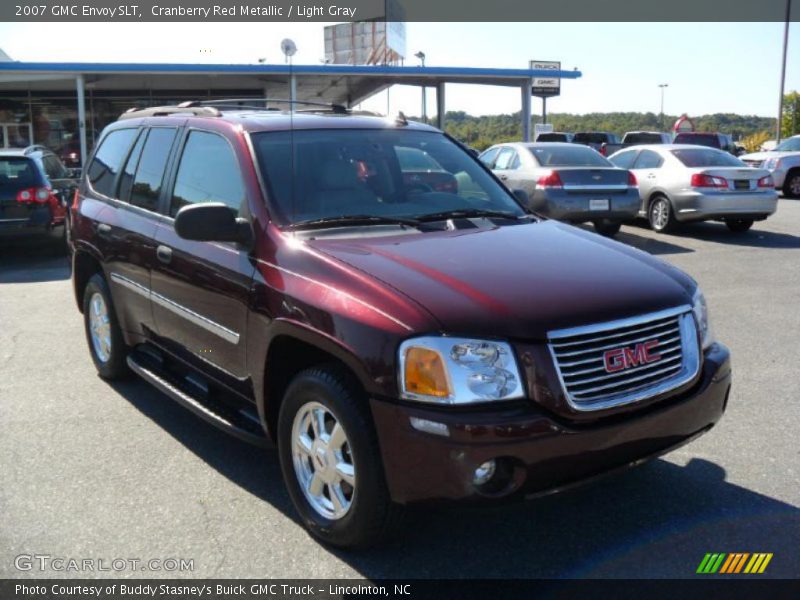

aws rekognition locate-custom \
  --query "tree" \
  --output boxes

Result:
[781,91,800,138]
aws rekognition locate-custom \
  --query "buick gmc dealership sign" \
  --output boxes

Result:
[530,59,561,97]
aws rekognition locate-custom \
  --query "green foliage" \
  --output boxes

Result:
[433,110,777,151]
[781,91,800,138]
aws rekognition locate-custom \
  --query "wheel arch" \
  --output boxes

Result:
[72,247,105,313]
[256,320,376,442]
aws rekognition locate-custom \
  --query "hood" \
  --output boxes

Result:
[308,221,695,340]
[740,151,796,161]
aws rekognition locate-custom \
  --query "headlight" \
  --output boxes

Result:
[398,336,524,404]
[692,288,714,350]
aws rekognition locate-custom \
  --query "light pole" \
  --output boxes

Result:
[776,0,791,143]
[658,83,669,130]
[415,51,427,123]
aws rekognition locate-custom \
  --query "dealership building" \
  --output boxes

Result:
[0,53,581,167]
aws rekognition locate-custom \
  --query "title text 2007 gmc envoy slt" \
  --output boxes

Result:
[71,102,731,548]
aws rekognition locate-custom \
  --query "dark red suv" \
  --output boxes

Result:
[71,102,731,548]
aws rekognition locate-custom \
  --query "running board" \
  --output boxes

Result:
[126,353,268,447]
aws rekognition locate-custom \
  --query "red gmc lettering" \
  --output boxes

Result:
[604,340,661,373]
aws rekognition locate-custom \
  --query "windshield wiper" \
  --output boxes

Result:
[416,209,524,222]
[287,214,421,231]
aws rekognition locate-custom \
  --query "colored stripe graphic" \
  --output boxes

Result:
[720,553,750,573]
[744,553,773,574]
[697,553,727,573]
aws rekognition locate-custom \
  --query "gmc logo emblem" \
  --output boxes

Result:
[603,340,661,373]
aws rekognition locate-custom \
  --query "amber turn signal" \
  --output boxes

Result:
[404,347,450,398]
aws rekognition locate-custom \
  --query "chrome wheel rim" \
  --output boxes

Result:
[89,292,112,363]
[651,199,669,229]
[291,401,355,520]
[789,175,800,196]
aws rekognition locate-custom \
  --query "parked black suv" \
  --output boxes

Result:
[71,101,730,548]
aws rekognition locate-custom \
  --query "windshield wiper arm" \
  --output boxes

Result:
[417,209,524,222]
[287,214,421,231]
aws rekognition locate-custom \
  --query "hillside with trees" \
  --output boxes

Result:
[437,111,778,151]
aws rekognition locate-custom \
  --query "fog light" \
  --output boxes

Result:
[473,460,496,486]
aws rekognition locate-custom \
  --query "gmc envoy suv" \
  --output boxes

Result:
[71,101,731,548]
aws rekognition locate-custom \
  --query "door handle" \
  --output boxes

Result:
[499,174,508,181]
[156,245,173,264]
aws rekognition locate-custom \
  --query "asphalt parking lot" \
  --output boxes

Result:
[1,199,799,580]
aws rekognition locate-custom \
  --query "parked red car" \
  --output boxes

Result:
[71,102,731,548]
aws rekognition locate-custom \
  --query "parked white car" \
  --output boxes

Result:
[609,145,779,233]
[739,135,800,198]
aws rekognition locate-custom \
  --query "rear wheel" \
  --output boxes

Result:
[725,219,754,233]
[784,170,800,198]
[592,219,622,237]
[277,366,402,548]
[82,273,128,379]
[648,195,676,233]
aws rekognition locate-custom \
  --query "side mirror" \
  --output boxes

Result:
[512,189,529,205]
[174,202,252,247]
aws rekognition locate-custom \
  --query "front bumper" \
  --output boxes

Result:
[371,343,730,504]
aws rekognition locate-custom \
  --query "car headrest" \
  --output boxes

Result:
[318,160,360,190]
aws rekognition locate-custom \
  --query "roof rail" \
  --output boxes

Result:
[118,105,222,120]
[181,98,350,114]
[23,144,48,154]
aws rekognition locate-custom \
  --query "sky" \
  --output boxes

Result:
[0,21,797,118]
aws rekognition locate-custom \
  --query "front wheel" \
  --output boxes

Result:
[783,171,800,198]
[725,219,754,233]
[592,219,622,237]
[277,366,403,548]
[648,196,676,233]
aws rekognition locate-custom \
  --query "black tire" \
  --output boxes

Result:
[592,219,622,237]
[277,366,403,549]
[726,219,754,233]
[82,273,129,379]
[648,195,676,233]
[783,170,800,199]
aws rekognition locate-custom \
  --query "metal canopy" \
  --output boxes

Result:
[0,61,581,107]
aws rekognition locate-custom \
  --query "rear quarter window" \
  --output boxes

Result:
[87,128,138,198]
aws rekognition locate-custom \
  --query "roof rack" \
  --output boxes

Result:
[22,144,49,155]
[180,98,350,114]
[118,105,222,120]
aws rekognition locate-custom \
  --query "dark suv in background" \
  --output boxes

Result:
[71,101,731,548]
[0,145,77,251]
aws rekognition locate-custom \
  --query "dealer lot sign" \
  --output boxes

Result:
[530,60,561,97]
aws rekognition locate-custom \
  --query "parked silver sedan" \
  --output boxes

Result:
[479,142,640,236]
[609,145,779,233]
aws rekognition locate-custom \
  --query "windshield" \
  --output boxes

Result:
[528,145,612,167]
[251,129,525,226]
[574,133,611,144]
[536,133,569,142]
[774,137,800,152]
[671,148,745,168]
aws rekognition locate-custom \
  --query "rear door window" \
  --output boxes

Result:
[129,128,177,211]
[609,150,638,170]
[42,154,69,180]
[494,147,518,170]
[633,150,664,169]
[87,128,138,198]
[169,130,245,217]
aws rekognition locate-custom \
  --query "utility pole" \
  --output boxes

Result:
[415,51,426,123]
[776,0,791,143]
[658,83,669,130]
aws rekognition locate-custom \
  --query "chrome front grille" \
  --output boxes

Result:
[548,306,700,411]
[742,159,764,168]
